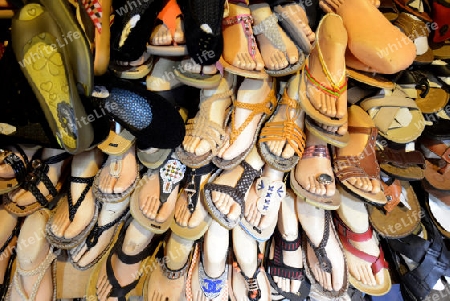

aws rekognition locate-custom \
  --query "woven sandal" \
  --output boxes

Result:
[212,79,277,170]
[290,145,341,210]
[333,210,391,296]
[6,246,58,301]
[46,176,100,249]
[333,107,387,206]
[0,145,38,194]
[176,87,235,169]
[147,0,188,56]
[220,4,268,79]
[265,226,311,301]
[171,163,216,240]
[69,200,130,270]
[203,160,261,230]
[258,83,306,172]
[3,150,72,217]
[251,9,305,77]
[302,210,349,298]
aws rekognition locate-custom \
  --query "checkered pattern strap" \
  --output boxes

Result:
[82,0,103,34]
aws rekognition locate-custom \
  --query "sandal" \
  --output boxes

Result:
[69,200,130,270]
[0,213,20,300]
[333,199,391,296]
[265,226,311,301]
[176,81,235,169]
[204,160,261,230]
[130,154,186,234]
[46,175,100,249]
[290,145,341,210]
[212,78,277,170]
[178,0,225,65]
[4,149,72,217]
[258,76,306,172]
[171,163,216,240]
[376,147,425,181]
[420,137,450,191]
[333,105,387,206]
[147,0,188,56]
[0,145,36,194]
[384,211,450,301]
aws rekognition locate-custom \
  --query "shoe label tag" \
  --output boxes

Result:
[0,123,16,135]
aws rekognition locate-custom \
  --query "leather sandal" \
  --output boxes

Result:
[376,147,425,181]
[420,137,450,191]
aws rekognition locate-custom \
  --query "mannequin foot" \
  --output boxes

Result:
[180,59,217,75]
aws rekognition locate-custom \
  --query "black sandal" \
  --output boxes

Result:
[3,149,72,217]
[0,145,33,194]
[0,218,20,300]
[265,227,310,301]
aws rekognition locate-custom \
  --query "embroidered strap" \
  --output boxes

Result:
[82,0,103,34]
[222,14,257,59]
[158,158,186,203]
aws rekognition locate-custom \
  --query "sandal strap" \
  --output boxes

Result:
[304,64,347,99]
[183,163,216,213]
[81,0,103,34]
[159,245,190,280]
[232,244,263,301]
[273,223,301,251]
[333,214,373,242]
[68,176,95,222]
[157,0,182,39]
[252,14,286,53]
[381,179,403,213]
[394,12,429,39]
[376,147,425,169]
[230,89,277,145]
[306,211,332,273]
[196,243,228,299]
[1,145,29,184]
[222,14,257,60]
[158,158,186,203]
[14,247,57,301]
[302,145,330,160]
[259,90,306,157]
[0,220,20,255]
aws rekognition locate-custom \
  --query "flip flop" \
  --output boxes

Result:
[11,4,94,154]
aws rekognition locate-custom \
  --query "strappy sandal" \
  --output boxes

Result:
[303,210,349,298]
[290,145,341,210]
[333,106,387,206]
[251,10,305,77]
[0,145,37,194]
[46,175,100,249]
[86,216,163,301]
[130,154,186,234]
[420,137,450,191]
[212,80,277,170]
[258,86,306,172]
[6,245,58,301]
[220,5,268,79]
[265,226,311,301]
[147,0,188,56]
[333,212,391,296]
[186,242,229,301]
[4,150,72,217]
[230,245,268,301]
[299,13,347,128]
[384,211,450,301]
[176,87,235,169]
[203,160,262,230]
[69,201,130,270]
[171,163,216,240]
[0,218,20,300]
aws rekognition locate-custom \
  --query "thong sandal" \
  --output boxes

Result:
[302,210,349,298]
[212,80,277,170]
[0,145,36,194]
[171,163,216,240]
[130,154,186,234]
[258,85,306,172]
[203,160,262,230]
[220,5,268,79]
[290,145,341,210]
[3,150,72,217]
[252,12,305,77]
[265,226,311,301]
[333,206,391,296]
[333,106,387,206]
[176,87,234,169]
[147,0,188,56]
[46,175,100,249]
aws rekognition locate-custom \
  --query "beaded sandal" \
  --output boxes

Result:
[212,80,277,170]
[290,145,341,210]
[220,4,268,79]
[3,149,72,217]
[258,87,306,172]
[6,246,58,301]
[251,11,305,77]
[203,160,261,230]
[46,175,100,249]
[176,87,234,169]
[299,13,348,127]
